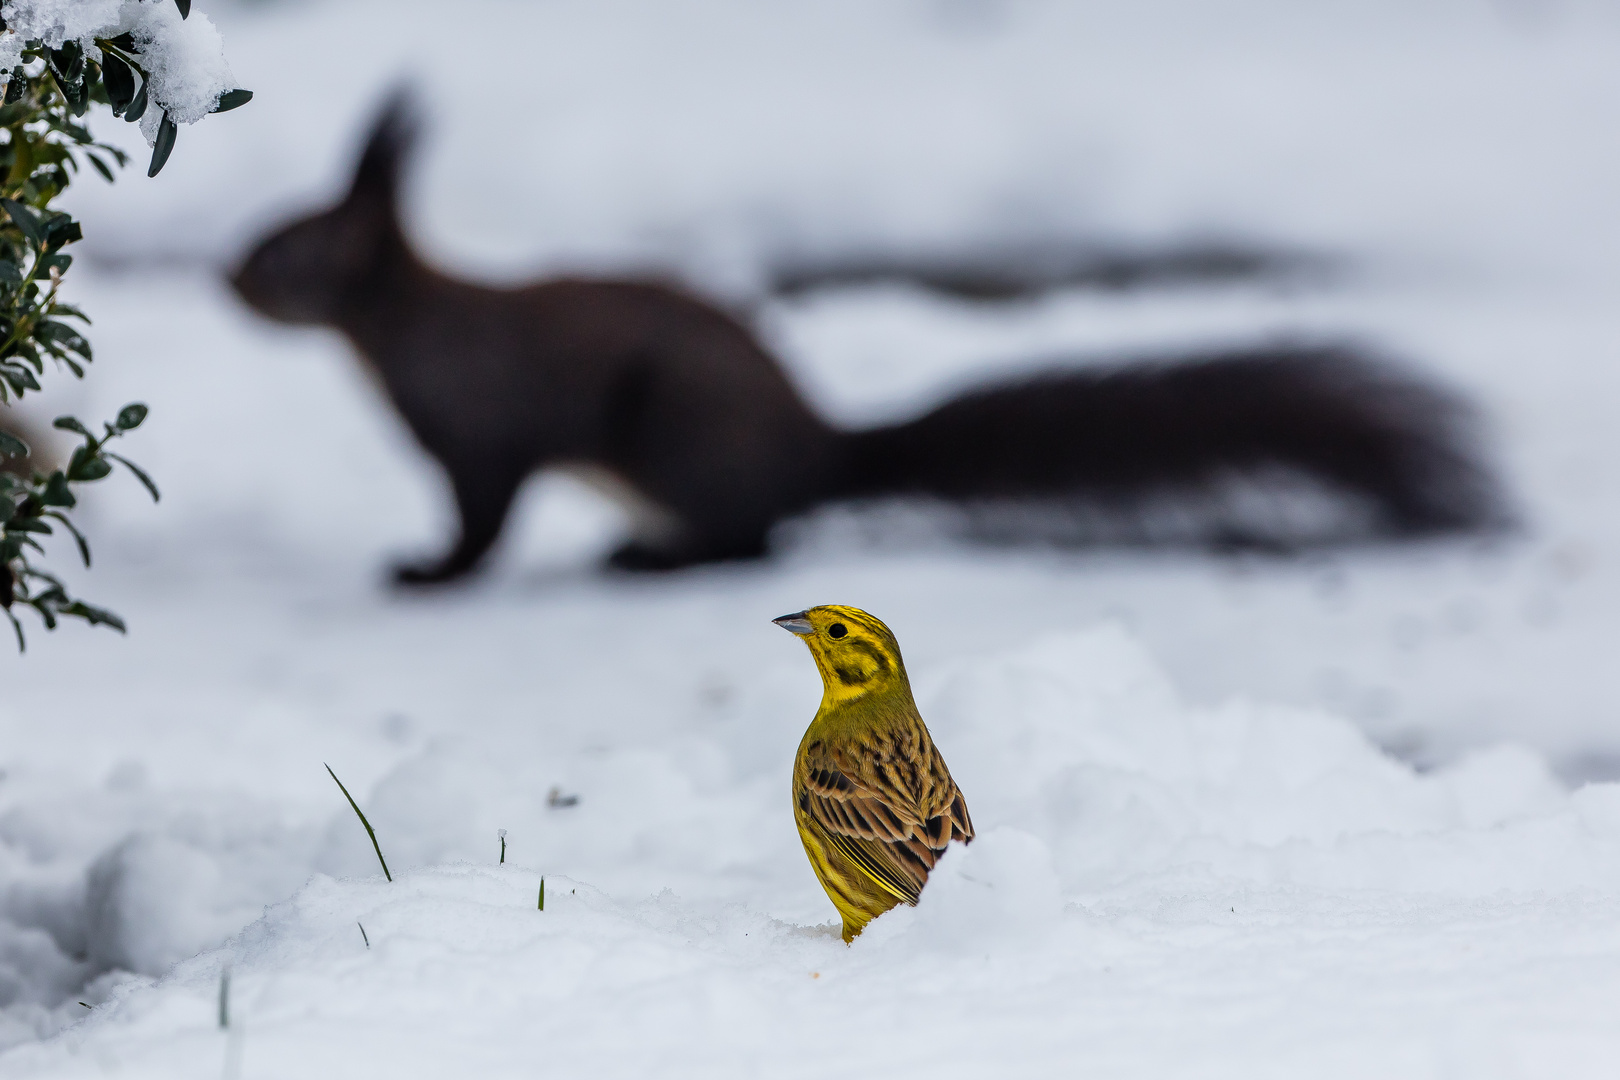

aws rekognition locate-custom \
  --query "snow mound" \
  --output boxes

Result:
[7,627,1620,1074]
[925,627,1620,898]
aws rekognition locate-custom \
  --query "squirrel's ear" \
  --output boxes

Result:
[348,84,421,206]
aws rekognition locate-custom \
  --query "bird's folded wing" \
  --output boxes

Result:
[937,788,974,845]
[802,768,940,905]
[816,822,925,906]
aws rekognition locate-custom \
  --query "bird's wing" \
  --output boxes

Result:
[815,821,925,906]
[931,779,974,846]
[800,760,957,906]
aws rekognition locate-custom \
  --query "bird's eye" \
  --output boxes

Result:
[828,623,847,638]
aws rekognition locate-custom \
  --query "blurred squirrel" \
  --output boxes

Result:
[231,94,1503,585]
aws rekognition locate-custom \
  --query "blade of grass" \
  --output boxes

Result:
[538,876,545,911]
[218,966,229,1029]
[325,763,391,882]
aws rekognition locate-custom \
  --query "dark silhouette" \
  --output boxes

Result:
[231,95,1503,585]
[767,240,1331,302]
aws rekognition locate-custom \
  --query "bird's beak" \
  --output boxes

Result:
[773,611,814,635]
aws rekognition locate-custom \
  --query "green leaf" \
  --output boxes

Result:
[32,602,58,631]
[74,459,110,482]
[92,143,130,169]
[125,80,148,123]
[37,472,75,509]
[50,43,85,84]
[1,199,44,247]
[175,0,192,18]
[43,215,82,246]
[115,403,148,430]
[67,447,111,482]
[43,511,90,566]
[36,322,88,354]
[0,429,27,459]
[105,452,159,502]
[86,153,115,183]
[49,46,88,118]
[102,54,136,115]
[60,600,125,632]
[147,113,177,177]
[213,89,253,114]
[3,69,23,106]
[8,518,51,534]
[52,416,89,435]
[3,367,40,395]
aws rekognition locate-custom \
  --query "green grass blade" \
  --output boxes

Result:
[325,763,392,882]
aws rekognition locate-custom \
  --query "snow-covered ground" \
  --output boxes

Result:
[5,0,1620,1075]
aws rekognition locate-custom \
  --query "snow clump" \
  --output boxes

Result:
[0,0,237,143]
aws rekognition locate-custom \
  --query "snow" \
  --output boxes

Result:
[124,2,236,130]
[0,0,239,137]
[4,0,1620,1075]
[11,628,1620,1076]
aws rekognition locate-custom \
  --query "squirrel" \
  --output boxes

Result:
[230,94,1503,585]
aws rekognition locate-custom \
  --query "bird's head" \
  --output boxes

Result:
[773,605,910,704]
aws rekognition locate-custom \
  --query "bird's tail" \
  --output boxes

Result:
[832,344,1505,547]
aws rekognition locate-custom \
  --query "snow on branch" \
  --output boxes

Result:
[0,0,241,144]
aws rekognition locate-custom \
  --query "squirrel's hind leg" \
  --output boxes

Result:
[393,459,530,586]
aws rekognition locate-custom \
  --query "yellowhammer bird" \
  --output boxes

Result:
[774,605,974,942]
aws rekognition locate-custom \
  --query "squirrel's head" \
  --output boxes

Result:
[230,89,419,326]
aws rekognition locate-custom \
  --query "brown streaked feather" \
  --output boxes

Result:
[816,821,921,905]
[795,732,974,908]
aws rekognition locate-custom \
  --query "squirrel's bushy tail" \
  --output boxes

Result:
[835,345,1503,545]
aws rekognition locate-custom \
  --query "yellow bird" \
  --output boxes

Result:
[774,605,974,942]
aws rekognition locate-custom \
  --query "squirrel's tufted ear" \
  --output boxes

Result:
[347,84,422,207]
